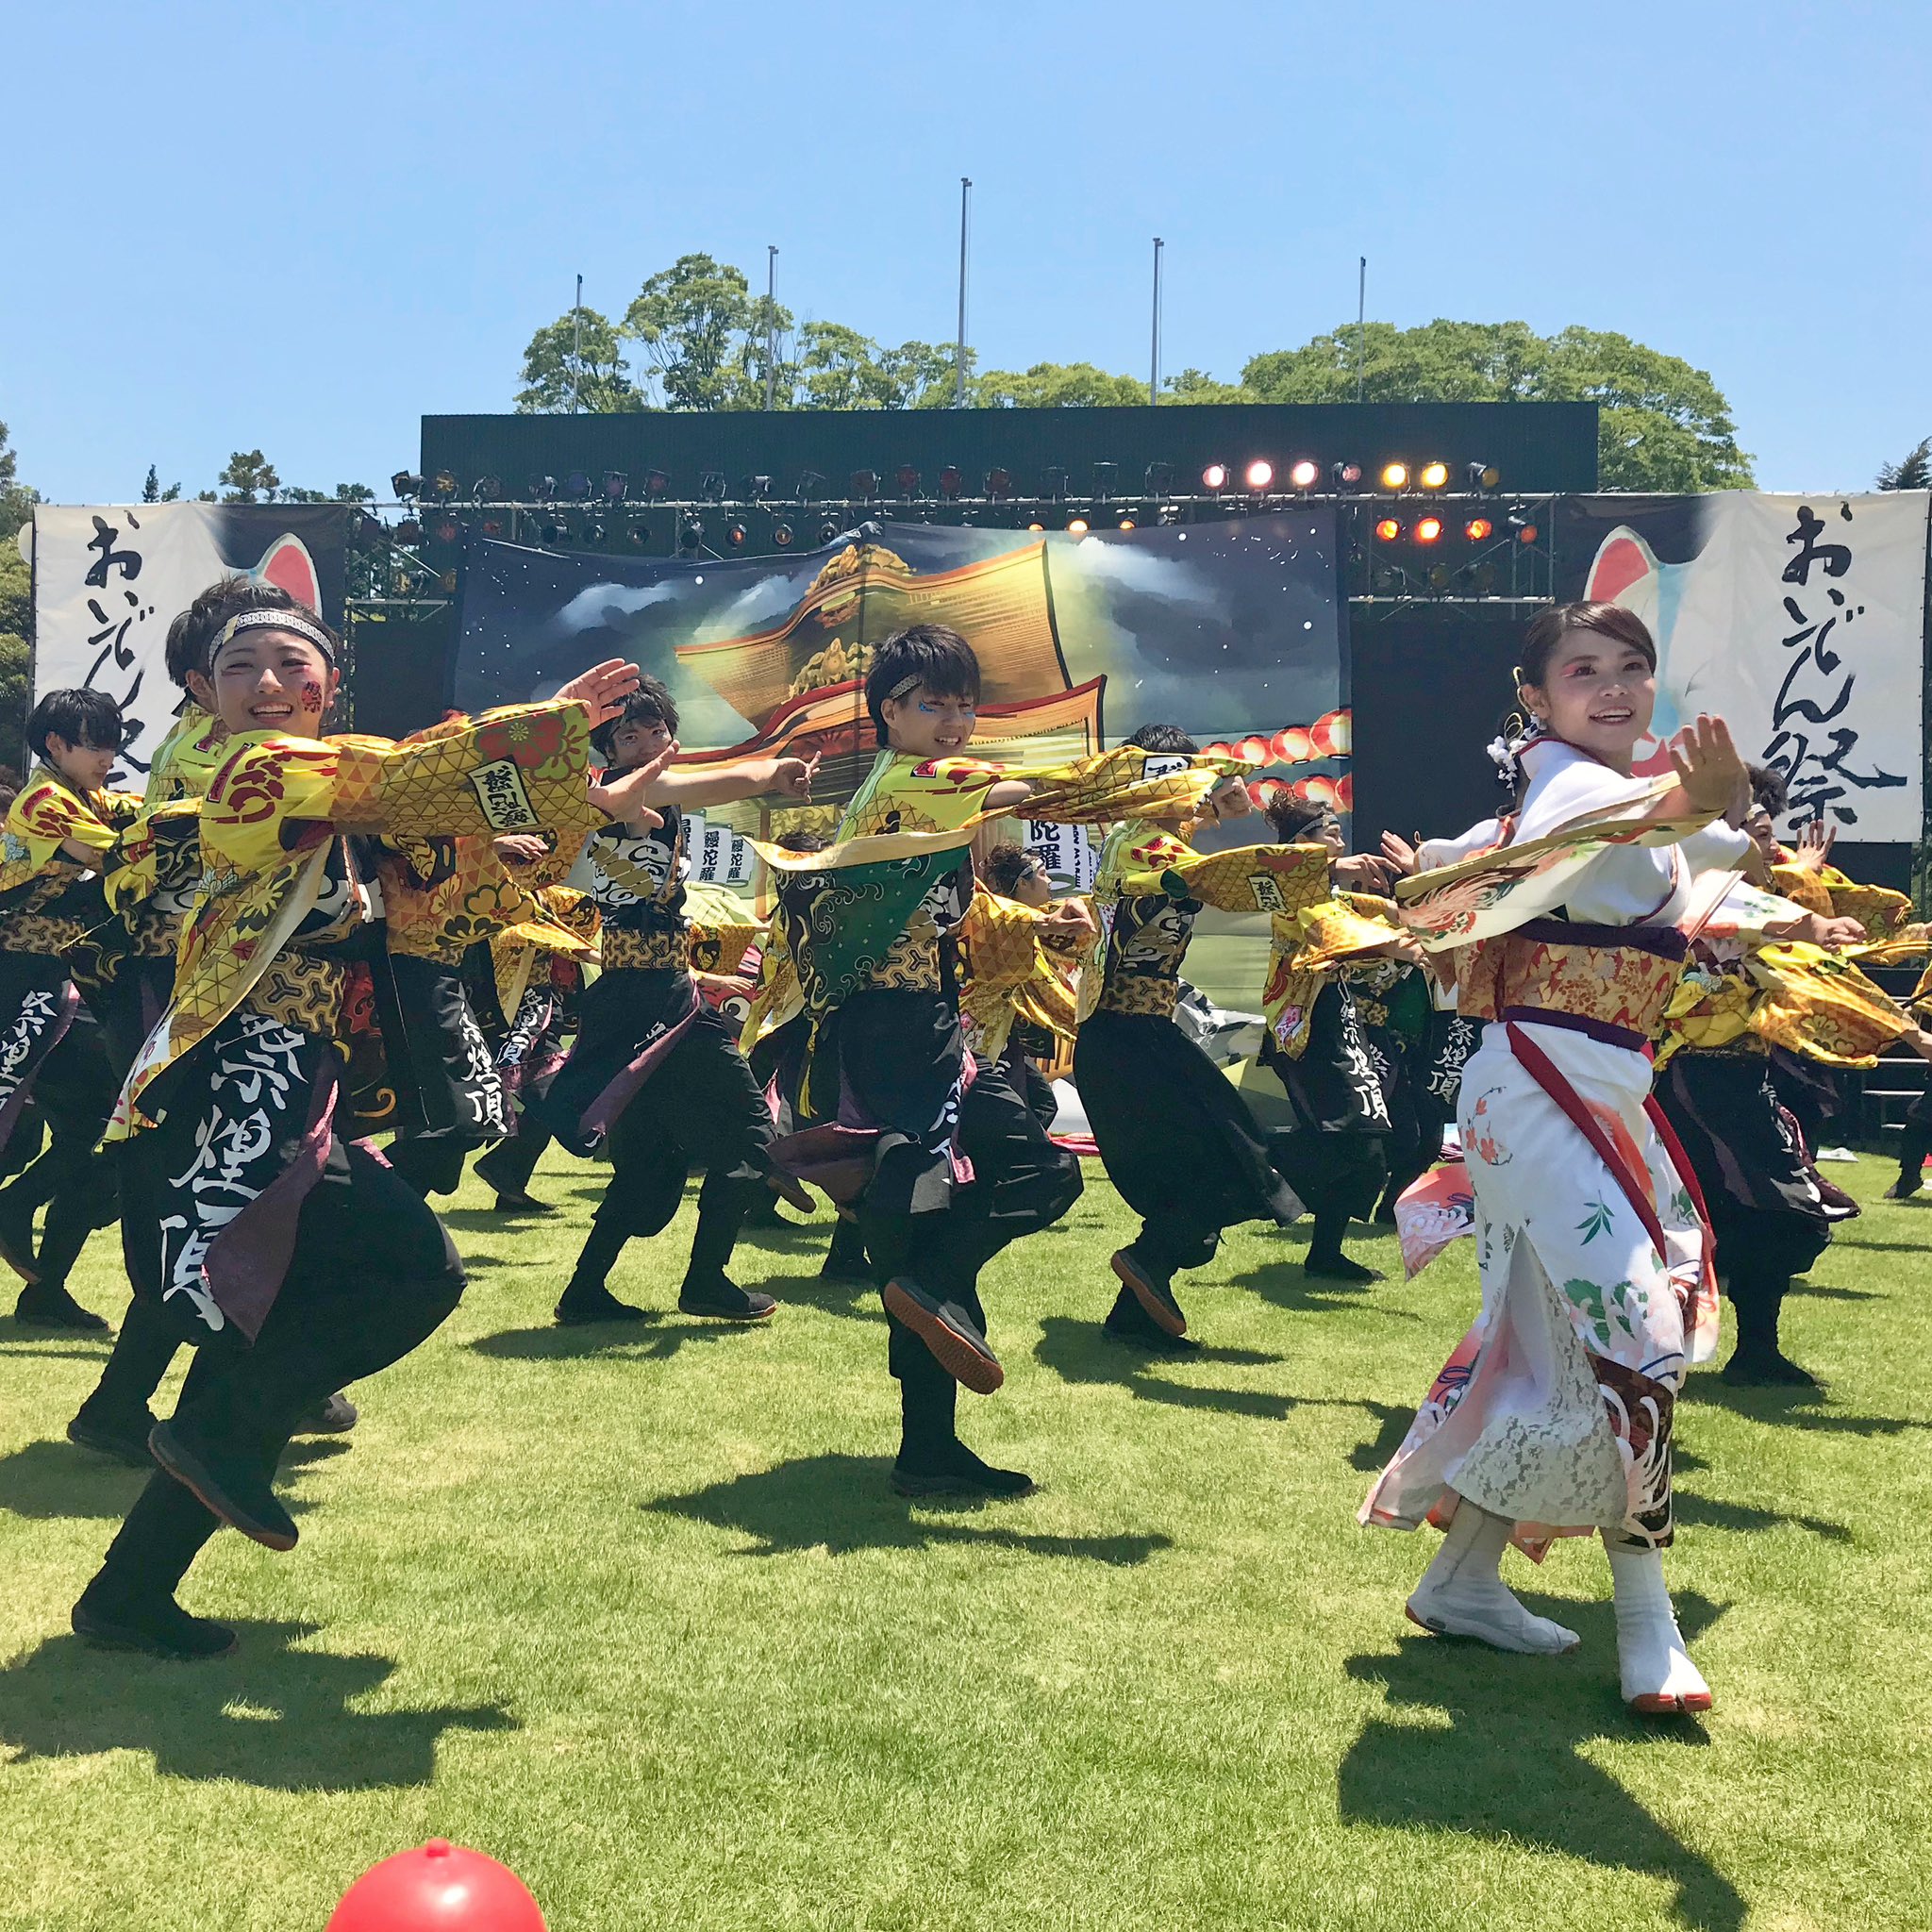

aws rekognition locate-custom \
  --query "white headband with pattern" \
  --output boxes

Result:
[208,607,338,668]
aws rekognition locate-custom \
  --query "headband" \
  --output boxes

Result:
[208,607,338,669]
[885,673,924,703]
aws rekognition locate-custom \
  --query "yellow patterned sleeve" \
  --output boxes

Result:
[1123,841,1332,916]
[98,797,202,913]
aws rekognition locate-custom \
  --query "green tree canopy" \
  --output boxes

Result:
[1876,438,1932,491]
[972,361,1149,408]
[217,450,280,502]
[516,307,640,414]
[0,425,35,771]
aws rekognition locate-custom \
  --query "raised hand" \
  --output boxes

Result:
[1808,913,1866,952]
[553,659,643,727]
[1667,713,1746,818]
[492,833,550,865]
[1791,817,1837,873]
[768,754,817,799]
[1334,853,1396,891]
[1380,830,1420,876]
[589,743,672,828]
[1205,776,1254,821]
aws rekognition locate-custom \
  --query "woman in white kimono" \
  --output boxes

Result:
[1362,601,1751,1716]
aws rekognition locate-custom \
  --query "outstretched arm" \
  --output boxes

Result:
[624,748,818,810]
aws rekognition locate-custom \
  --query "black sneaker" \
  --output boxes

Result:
[73,1583,237,1660]
[881,1278,1004,1394]
[1883,1173,1924,1202]
[677,1274,776,1322]
[1304,1252,1382,1284]
[1110,1247,1187,1338]
[13,1282,109,1333]
[1722,1349,1823,1390]
[554,1284,650,1325]
[147,1420,298,1552]
[1103,1307,1202,1355]
[893,1440,1035,1499]
[67,1404,158,1467]
[491,1192,557,1216]
[293,1392,358,1435]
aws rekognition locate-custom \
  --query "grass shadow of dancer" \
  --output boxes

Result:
[0,1438,350,1524]
[647,1452,1171,1564]
[0,1620,514,1791]
[1033,1315,1294,1424]
[1339,1592,1744,1932]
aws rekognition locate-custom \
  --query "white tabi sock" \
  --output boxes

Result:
[1605,1542,1711,1712]
[1406,1501,1581,1655]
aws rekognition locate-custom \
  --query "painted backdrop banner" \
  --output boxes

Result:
[1556,491,1928,840]
[457,513,1349,881]
[29,503,350,782]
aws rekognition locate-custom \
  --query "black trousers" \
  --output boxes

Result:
[8,1013,121,1289]
[93,1138,465,1601]
[571,1001,773,1291]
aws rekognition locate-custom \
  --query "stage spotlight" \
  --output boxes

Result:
[562,470,591,501]
[1331,460,1364,488]
[1428,563,1454,591]
[643,470,672,499]
[724,519,747,546]
[601,471,628,504]
[1289,458,1320,491]
[428,470,458,500]
[585,520,607,546]
[1515,521,1541,545]
[938,465,963,499]
[1066,516,1090,535]
[849,469,877,500]
[818,517,841,543]
[1092,461,1118,501]
[678,512,705,552]
[432,516,460,544]
[985,466,1012,498]
[479,518,503,538]
[1374,518,1401,541]
[1117,515,1138,531]
[1026,520,1045,533]
[1464,517,1494,541]
[1418,460,1449,490]
[773,520,795,547]
[1201,461,1229,493]
[1144,460,1173,498]
[742,474,774,501]
[473,475,504,503]
[539,518,566,546]
[391,471,424,499]
[792,470,825,501]
[395,517,424,546]
[628,519,651,548]
[1467,461,1501,490]
[1243,459,1274,492]
[699,472,728,504]
[1041,465,1069,499]
[528,475,556,503]
[439,570,458,592]
[1380,461,1409,491]
[1415,516,1443,543]
[894,464,921,497]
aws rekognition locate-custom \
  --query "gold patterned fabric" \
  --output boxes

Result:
[603,924,688,972]
[1767,862,1834,918]
[1456,927,1687,1041]
[1261,892,1406,1059]
[145,704,235,804]
[379,833,557,964]
[1747,942,1913,1066]
[958,890,1054,1060]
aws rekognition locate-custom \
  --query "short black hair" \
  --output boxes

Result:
[591,676,679,759]
[982,841,1041,896]
[775,828,827,854]
[27,689,125,761]
[1265,792,1331,843]
[1747,761,1789,818]
[165,575,335,690]
[865,625,980,749]
[1124,723,1199,755]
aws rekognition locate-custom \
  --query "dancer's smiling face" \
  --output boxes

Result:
[1520,631,1657,773]
[880,684,977,760]
[211,630,338,738]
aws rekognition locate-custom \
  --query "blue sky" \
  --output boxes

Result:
[7,2,1927,505]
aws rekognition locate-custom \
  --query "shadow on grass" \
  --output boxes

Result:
[467,1319,757,1364]
[1672,1491,1850,1543]
[0,1340,113,1360]
[1341,1593,1743,1932]
[648,1453,1171,1564]
[1032,1316,1293,1423]
[1788,1282,1879,1301]
[752,1270,877,1324]
[1344,1400,1417,1474]
[0,1620,514,1790]
[1824,1235,1932,1253]
[1683,1377,1929,1435]
[0,1438,352,1524]
[1229,1259,1420,1322]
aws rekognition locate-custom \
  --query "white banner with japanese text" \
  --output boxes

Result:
[28,502,349,784]
[1559,490,1928,841]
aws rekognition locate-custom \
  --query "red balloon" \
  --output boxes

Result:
[328,1841,545,1932]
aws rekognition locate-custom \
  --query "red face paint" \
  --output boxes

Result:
[300,680,325,716]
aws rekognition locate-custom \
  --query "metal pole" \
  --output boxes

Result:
[765,245,779,409]
[1150,237,1163,407]
[956,177,972,408]
[573,273,584,413]
[1356,256,1366,404]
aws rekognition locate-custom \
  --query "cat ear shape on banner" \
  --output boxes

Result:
[1583,527,1658,605]
[253,532,323,612]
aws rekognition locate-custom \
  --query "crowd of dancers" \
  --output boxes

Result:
[8,576,1929,1720]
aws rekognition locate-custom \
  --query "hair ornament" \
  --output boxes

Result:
[1486,708,1543,794]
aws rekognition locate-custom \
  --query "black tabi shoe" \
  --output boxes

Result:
[768,1171,815,1216]
[147,1420,299,1552]
[73,1582,237,1660]
[1722,1349,1824,1390]
[554,1284,650,1325]
[1110,1247,1187,1338]
[292,1392,358,1435]
[13,1282,109,1333]
[1103,1307,1202,1355]
[676,1274,776,1323]
[1303,1252,1382,1284]
[1882,1174,1924,1202]
[67,1403,158,1467]
[881,1278,1004,1395]
[491,1192,558,1216]
[892,1441,1036,1499]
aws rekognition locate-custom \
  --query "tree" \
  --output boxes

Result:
[1876,438,1932,491]
[141,463,182,503]
[623,254,764,410]
[217,450,281,502]
[0,425,35,771]
[1163,367,1244,404]
[515,307,640,413]
[0,422,36,542]
[1241,319,1753,491]
[972,361,1149,408]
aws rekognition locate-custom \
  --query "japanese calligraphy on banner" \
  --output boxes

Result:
[1022,820,1101,891]
[1557,491,1928,840]
[684,812,758,888]
[28,503,349,781]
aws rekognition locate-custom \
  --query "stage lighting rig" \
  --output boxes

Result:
[678,512,705,553]
[562,471,591,501]
[1418,461,1449,491]
[1464,517,1494,541]
[540,517,566,546]
[585,520,607,546]
[432,516,460,544]
[473,475,504,503]
[725,519,748,547]
[478,519,503,539]
[1243,459,1274,492]
[391,471,424,500]
[1026,519,1045,533]
[849,470,878,501]
[985,467,1012,499]
[428,471,458,501]
[1379,461,1409,491]
[773,520,795,547]
[1201,461,1229,493]
[528,475,557,503]
[601,471,628,504]
[1041,466,1068,500]
[818,517,841,543]
[698,472,728,504]
[793,471,825,502]
[643,470,672,499]
[395,517,424,546]
[1092,461,1118,502]
[628,520,651,548]
[1467,461,1501,491]
[1415,516,1443,543]
[1289,459,1319,491]
[742,474,774,502]
[891,464,920,498]
[1331,461,1363,489]
[1066,516,1090,536]
[1374,518,1401,541]
[1116,515,1138,531]
[1144,461,1173,499]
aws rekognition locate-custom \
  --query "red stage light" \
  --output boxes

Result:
[1116,516,1137,531]
[1243,459,1274,491]
[1464,517,1493,541]
[1516,522,1540,544]
[1374,518,1401,541]
[894,465,921,495]
[1288,459,1320,491]
[1415,517,1443,543]
[1201,462,1229,492]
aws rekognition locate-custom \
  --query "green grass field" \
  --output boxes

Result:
[3,1150,1929,1932]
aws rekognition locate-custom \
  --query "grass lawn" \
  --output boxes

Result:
[2,1148,1929,1932]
